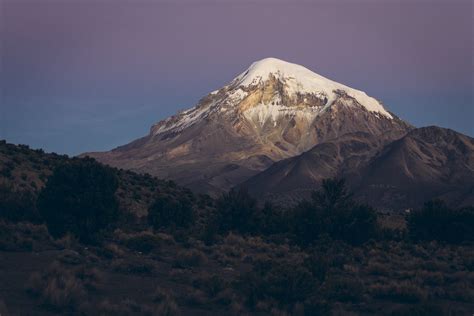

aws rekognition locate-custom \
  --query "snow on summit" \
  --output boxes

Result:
[233,57,392,119]
[152,57,394,135]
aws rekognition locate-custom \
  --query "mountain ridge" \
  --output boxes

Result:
[241,126,474,210]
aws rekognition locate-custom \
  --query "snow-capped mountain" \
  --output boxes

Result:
[85,57,411,194]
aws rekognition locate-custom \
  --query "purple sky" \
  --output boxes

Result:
[1,0,473,155]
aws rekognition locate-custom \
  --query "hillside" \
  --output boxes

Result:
[0,140,473,315]
[242,127,474,210]
[0,140,191,217]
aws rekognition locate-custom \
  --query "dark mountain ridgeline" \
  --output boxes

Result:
[242,126,474,210]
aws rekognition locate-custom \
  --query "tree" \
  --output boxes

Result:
[253,202,287,235]
[311,178,353,212]
[148,193,194,229]
[408,200,474,243]
[292,178,377,246]
[37,158,119,243]
[215,189,258,234]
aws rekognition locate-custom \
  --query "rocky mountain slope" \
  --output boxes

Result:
[85,58,411,194]
[355,126,474,210]
[241,126,474,210]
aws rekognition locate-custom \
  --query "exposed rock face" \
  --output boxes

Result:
[241,126,474,210]
[85,57,411,194]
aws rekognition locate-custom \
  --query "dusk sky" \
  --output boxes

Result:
[1,0,473,155]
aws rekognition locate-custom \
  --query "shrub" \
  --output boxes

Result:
[26,262,97,311]
[0,299,9,316]
[253,202,288,235]
[0,221,52,251]
[148,193,194,229]
[197,194,214,209]
[391,303,444,316]
[124,232,162,253]
[322,276,364,303]
[183,288,208,306]
[215,189,259,234]
[0,184,40,222]
[153,298,180,316]
[174,249,208,268]
[95,298,178,316]
[292,178,377,246]
[192,273,228,297]
[112,258,155,275]
[303,251,329,282]
[152,286,175,303]
[371,281,427,303]
[37,158,119,243]
[408,200,474,243]
[239,259,315,308]
[303,296,331,316]
[0,161,15,178]
[366,261,390,276]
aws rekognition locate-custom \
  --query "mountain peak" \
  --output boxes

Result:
[245,57,309,74]
[232,57,393,119]
[87,58,413,194]
[235,57,326,87]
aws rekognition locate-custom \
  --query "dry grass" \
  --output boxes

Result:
[26,262,90,311]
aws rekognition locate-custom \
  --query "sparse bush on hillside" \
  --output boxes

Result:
[26,262,102,312]
[37,158,119,243]
[148,193,195,230]
[0,221,53,251]
[0,184,40,222]
[408,200,474,243]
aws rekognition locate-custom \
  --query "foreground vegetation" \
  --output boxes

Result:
[0,140,473,315]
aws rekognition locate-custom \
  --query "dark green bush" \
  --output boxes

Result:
[37,158,119,243]
[253,202,288,235]
[408,200,474,243]
[322,276,364,303]
[147,193,194,229]
[292,178,377,246]
[215,189,258,234]
[0,184,40,222]
[239,259,315,308]
[124,233,161,253]
[1,161,15,178]
[192,273,227,297]
[174,249,207,268]
[391,303,444,316]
